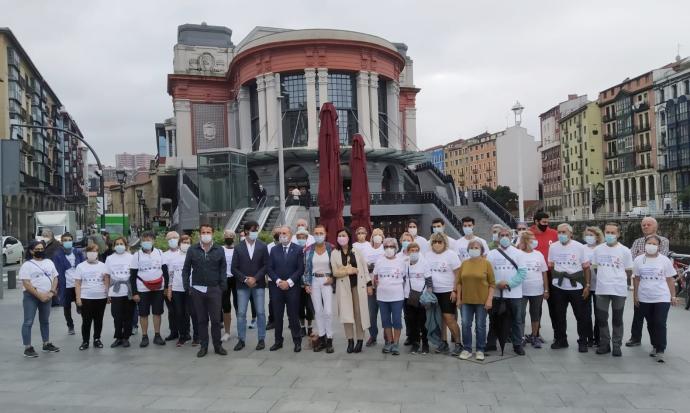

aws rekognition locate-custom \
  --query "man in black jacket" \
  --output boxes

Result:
[182,224,227,357]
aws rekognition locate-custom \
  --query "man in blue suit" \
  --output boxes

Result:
[51,233,85,335]
[231,220,269,351]
[268,226,305,352]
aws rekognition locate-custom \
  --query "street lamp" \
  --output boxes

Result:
[115,169,127,236]
[135,189,143,230]
[511,101,526,223]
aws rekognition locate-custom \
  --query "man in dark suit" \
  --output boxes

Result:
[268,226,305,352]
[231,220,269,351]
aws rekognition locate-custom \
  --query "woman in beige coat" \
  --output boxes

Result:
[331,228,373,353]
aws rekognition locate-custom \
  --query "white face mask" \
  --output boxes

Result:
[200,234,213,244]
[408,227,417,237]
[180,243,190,253]
[468,248,481,258]
[279,235,290,245]
[86,251,99,262]
[168,239,179,249]
[384,248,396,258]
[372,235,383,244]
[645,244,658,255]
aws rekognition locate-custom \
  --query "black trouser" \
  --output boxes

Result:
[110,296,135,340]
[551,287,588,344]
[81,298,107,343]
[630,304,645,342]
[299,288,314,322]
[165,294,177,336]
[584,291,600,344]
[270,284,301,344]
[639,302,671,352]
[545,272,557,333]
[405,301,427,344]
[222,278,239,315]
[63,287,80,329]
[173,291,195,339]
[267,288,274,324]
[191,286,223,348]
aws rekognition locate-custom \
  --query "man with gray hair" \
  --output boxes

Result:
[41,229,61,260]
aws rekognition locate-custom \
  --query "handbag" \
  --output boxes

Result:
[136,251,163,290]
[406,267,423,308]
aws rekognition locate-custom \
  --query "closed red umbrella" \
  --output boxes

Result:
[349,134,371,235]
[317,102,344,244]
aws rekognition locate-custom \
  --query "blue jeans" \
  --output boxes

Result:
[236,287,266,341]
[461,304,487,352]
[378,300,404,329]
[22,292,51,346]
[368,293,379,339]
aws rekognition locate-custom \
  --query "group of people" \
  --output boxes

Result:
[19,213,679,362]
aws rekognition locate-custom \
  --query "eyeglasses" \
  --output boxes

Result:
[432,240,444,245]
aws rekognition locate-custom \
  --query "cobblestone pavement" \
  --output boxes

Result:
[0,287,688,413]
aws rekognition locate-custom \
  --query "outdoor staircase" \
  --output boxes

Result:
[450,200,503,241]
[262,208,281,232]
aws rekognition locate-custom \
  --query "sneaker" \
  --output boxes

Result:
[153,334,166,346]
[656,352,665,363]
[458,350,472,360]
[410,343,420,354]
[93,339,103,349]
[625,338,641,347]
[421,342,430,354]
[434,341,449,354]
[475,351,485,361]
[79,342,89,351]
[140,335,149,348]
[450,343,463,357]
[382,342,392,354]
[649,348,657,357]
[221,333,231,342]
[24,347,39,358]
[391,344,400,355]
[42,343,60,353]
[365,337,377,347]
[248,319,257,329]
[531,336,542,349]
[612,347,622,357]
[67,328,75,336]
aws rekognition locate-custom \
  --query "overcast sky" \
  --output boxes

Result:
[4,0,689,164]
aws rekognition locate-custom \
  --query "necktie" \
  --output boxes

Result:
[284,246,288,257]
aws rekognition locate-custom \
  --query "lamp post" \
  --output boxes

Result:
[115,169,127,236]
[135,189,143,230]
[511,101,526,223]
[276,95,286,224]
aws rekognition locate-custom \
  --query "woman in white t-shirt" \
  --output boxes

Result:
[404,242,431,354]
[364,228,385,347]
[373,238,406,355]
[19,240,60,358]
[424,232,462,356]
[632,234,679,362]
[168,234,196,346]
[517,231,549,348]
[75,244,110,350]
[105,237,134,348]
[583,226,604,347]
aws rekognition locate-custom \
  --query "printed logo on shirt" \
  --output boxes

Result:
[553,253,579,268]
[638,266,665,281]
[429,262,450,273]
[596,254,623,270]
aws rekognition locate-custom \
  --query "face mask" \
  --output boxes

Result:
[468,248,481,258]
[314,235,325,244]
[114,245,126,254]
[42,237,52,243]
[384,248,396,258]
[63,241,73,250]
[463,227,474,236]
[296,239,307,247]
[401,241,410,250]
[645,244,658,255]
[180,243,190,253]
[530,240,538,249]
[433,226,444,234]
[200,234,213,244]
[297,226,306,232]
[33,250,45,259]
[492,233,499,242]
[604,234,617,245]
[168,239,179,249]
[584,235,596,246]
[87,251,99,261]
[537,224,549,232]
[409,252,420,263]
[224,238,234,246]
[249,232,258,241]
[499,237,511,248]
[279,235,289,245]
[372,235,383,244]
[408,227,417,237]
[558,234,569,244]
[337,236,349,247]
[141,241,153,251]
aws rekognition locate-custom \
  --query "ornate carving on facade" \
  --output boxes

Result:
[254,52,272,75]
[317,46,327,66]
[305,68,316,84]
[369,72,379,89]
[202,122,217,141]
[256,75,266,92]
[187,52,226,73]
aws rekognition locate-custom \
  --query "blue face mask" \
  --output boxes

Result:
[296,239,307,247]
[63,241,73,250]
[558,234,569,244]
[530,240,538,249]
[605,234,617,245]
[141,241,153,251]
[114,245,126,254]
[433,226,444,234]
[463,227,474,236]
[401,241,410,250]
[314,235,325,244]
[499,237,511,248]
[249,231,259,241]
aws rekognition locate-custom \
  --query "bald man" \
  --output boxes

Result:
[626,217,670,347]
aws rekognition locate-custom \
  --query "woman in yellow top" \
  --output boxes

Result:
[455,239,495,361]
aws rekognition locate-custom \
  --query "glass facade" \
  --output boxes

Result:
[327,73,358,146]
[280,74,309,148]
[249,83,260,151]
[197,150,249,214]
[378,78,389,148]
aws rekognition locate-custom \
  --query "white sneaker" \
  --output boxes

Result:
[458,350,472,360]
[476,351,485,361]
[221,333,231,342]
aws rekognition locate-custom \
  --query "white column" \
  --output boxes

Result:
[227,101,237,149]
[305,68,318,149]
[356,71,371,143]
[604,181,609,213]
[173,99,192,166]
[387,81,400,149]
[264,73,280,151]
[256,75,267,151]
[611,179,618,213]
[368,72,380,149]
[405,108,417,151]
[317,68,328,107]
[237,86,252,152]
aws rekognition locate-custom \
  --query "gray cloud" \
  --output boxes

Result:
[3,0,689,163]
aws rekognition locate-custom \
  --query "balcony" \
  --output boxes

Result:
[604,151,618,159]
[635,143,652,152]
[605,167,620,175]
[633,102,649,112]
[604,133,616,141]
[635,163,652,171]
[634,124,651,133]
[602,113,617,122]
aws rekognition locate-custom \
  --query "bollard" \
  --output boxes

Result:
[7,270,17,290]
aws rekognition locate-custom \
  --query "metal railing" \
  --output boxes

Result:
[471,190,517,228]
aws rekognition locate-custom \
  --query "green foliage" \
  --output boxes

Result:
[482,185,518,211]
[151,230,274,252]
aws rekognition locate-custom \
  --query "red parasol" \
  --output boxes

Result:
[349,134,372,235]
[317,103,345,244]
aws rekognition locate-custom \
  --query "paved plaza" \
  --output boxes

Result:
[0,284,688,413]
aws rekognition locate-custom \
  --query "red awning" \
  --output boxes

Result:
[349,134,371,235]
[317,103,344,244]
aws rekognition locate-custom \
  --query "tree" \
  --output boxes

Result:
[482,185,518,211]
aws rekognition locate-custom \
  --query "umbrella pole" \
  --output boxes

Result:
[277,96,286,225]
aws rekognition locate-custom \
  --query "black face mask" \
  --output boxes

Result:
[33,250,45,259]
[537,224,549,232]
[224,238,234,247]
[273,234,280,243]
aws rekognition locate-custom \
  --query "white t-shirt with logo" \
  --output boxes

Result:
[519,250,548,297]
[405,256,429,298]
[584,246,597,291]
[19,259,58,293]
[592,243,633,297]
[487,246,525,299]
[373,256,406,302]
[106,252,132,298]
[65,252,78,288]
[223,247,234,278]
[74,261,108,299]
[633,254,676,303]
[456,236,490,262]
[425,249,462,293]
[130,249,164,292]
[163,250,187,292]
[548,240,589,291]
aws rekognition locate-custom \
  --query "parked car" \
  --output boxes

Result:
[626,206,649,217]
[2,236,24,265]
